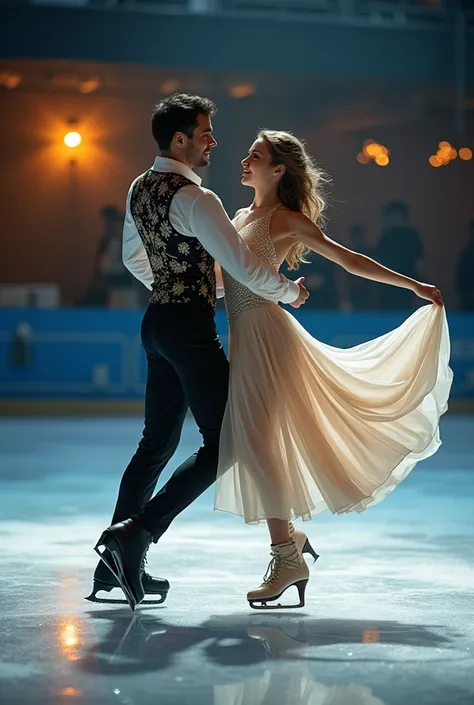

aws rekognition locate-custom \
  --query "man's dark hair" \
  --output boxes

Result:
[382,200,409,219]
[151,93,216,151]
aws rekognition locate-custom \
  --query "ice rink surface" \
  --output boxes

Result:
[0,415,473,705]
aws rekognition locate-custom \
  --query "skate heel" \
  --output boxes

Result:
[94,531,111,551]
[302,538,320,564]
[94,531,118,559]
[93,531,123,591]
[294,579,309,607]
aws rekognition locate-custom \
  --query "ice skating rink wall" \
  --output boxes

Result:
[0,308,472,413]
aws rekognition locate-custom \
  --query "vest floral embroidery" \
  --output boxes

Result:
[130,171,216,309]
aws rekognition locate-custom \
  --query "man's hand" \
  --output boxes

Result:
[289,277,310,308]
[412,281,443,307]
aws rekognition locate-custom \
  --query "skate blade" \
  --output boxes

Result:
[248,600,304,610]
[85,592,167,606]
[94,540,137,611]
[247,578,307,610]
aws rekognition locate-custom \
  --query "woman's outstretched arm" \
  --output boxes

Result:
[285,211,443,306]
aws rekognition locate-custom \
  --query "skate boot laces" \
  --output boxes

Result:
[262,543,301,587]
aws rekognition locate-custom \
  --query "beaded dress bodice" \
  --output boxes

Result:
[223,205,281,326]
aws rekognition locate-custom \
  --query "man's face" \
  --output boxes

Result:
[185,113,217,168]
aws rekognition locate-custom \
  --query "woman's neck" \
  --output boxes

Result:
[251,186,280,210]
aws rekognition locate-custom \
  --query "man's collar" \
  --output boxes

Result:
[152,156,202,186]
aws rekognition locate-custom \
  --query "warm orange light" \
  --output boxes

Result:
[375,154,389,166]
[59,619,81,661]
[58,687,83,697]
[229,83,256,99]
[436,150,450,165]
[160,79,180,94]
[64,132,82,148]
[438,141,451,152]
[459,147,473,161]
[362,629,380,643]
[429,155,442,167]
[0,71,21,89]
[357,152,370,164]
[62,623,78,647]
[449,147,457,160]
[364,143,383,157]
[80,77,100,95]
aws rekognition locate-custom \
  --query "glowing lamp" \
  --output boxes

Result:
[64,132,82,148]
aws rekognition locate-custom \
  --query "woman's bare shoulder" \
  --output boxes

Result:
[273,206,307,235]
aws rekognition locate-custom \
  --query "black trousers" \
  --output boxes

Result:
[111,302,229,541]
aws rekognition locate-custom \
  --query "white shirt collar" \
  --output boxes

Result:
[152,156,202,186]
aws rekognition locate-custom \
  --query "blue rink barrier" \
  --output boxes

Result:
[0,307,472,400]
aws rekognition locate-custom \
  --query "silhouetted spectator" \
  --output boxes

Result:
[376,201,423,310]
[80,205,139,307]
[98,206,134,307]
[455,220,474,311]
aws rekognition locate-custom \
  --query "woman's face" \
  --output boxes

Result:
[241,138,279,187]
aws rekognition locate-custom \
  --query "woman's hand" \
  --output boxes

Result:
[288,277,310,308]
[412,282,443,306]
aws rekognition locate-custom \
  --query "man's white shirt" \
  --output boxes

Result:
[122,156,299,304]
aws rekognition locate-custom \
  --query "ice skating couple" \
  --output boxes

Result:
[87,93,451,611]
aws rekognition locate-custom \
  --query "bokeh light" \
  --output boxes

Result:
[360,140,390,166]
[430,140,465,167]
[375,154,389,166]
[459,147,472,161]
[357,152,370,164]
[229,83,256,99]
[364,143,383,157]
[436,150,450,165]
[64,132,82,148]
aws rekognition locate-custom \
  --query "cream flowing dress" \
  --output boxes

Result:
[214,205,453,524]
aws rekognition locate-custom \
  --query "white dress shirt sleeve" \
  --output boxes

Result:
[215,262,225,299]
[122,183,153,290]
[187,191,300,304]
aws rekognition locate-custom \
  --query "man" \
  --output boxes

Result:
[376,201,423,310]
[88,93,308,609]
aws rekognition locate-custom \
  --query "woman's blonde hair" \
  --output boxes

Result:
[258,129,329,270]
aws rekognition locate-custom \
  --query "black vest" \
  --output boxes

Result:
[130,170,216,310]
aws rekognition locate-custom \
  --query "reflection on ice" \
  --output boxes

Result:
[214,672,386,705]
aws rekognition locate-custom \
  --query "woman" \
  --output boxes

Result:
[214,130,452,609]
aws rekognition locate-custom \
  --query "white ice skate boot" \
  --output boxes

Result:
[247,540,310,609]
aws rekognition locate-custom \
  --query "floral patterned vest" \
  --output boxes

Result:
[130,170,216,310]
